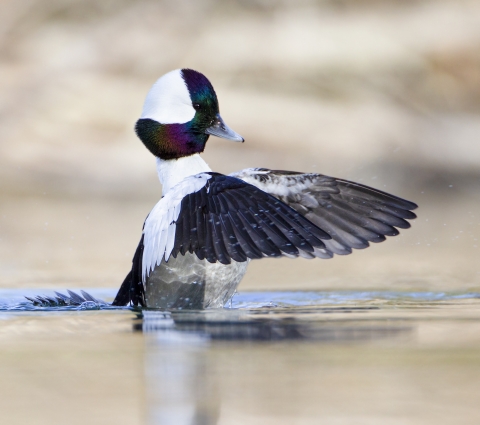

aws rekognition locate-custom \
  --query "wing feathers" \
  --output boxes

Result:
[232,168,417,259]
[143,173,331,274]
[219,214,248,262]
[204,214,217,263]
[211,213,230,265]
[140,169,417,283]
[227,210,264,259]
[336,179,418,211]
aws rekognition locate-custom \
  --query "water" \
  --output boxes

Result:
[0,289,479,425]
[1,288,478,311]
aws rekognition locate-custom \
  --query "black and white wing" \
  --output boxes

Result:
[230,168,418,258]
[143,172,332,272]
[113,171,334,306]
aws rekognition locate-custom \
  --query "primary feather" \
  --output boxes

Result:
[230,168,417,258]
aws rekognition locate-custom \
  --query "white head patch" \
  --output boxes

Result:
[140,69,196,124]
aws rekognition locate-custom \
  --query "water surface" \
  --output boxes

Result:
[0,289,479,425]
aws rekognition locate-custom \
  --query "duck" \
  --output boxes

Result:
[112,68,418,309]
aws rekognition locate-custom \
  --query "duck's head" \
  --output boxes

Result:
[135,69,243,160]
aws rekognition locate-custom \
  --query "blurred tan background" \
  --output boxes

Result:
[0,0,479,293]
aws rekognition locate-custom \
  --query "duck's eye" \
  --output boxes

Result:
[193,103,201,110]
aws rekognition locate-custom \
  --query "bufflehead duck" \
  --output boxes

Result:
[112,69,417,309]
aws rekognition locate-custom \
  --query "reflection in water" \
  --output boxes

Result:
[138,309,412,425]
[145,343,219,425]
[141,313,218,425]
[136,308,411,342]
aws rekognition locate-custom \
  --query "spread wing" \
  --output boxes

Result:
[114,171,331,307]
[113,168,418,306]
[142,172,332,281]
[230,168,418,258]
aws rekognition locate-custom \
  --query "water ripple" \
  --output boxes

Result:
[0,289,478,313]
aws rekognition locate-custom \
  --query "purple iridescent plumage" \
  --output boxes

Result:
[135,69,220,160]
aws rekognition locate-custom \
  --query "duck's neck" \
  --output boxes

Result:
[156,154,212,195]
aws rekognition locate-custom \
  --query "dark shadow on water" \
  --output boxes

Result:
[136,308,412,343]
